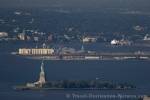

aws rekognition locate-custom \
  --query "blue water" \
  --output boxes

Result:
[1,8,150,100]
[0,42,150,100]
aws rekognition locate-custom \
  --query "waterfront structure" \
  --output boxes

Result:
[16,50,150,60]
[14,47,150,60]
[12,43,150,61]
[19,48,54,55]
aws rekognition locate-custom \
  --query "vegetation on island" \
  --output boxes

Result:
[42,80,135,89]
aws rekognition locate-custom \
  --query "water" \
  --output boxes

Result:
[0,42,150,100]
[1,8,150,100]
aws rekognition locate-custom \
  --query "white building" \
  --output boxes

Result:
[19,48,54,55]
[82,37,97,43]
[0,32,8,38]
[143,34,150,41]
[111,39,131,46]
[111,39,119,45]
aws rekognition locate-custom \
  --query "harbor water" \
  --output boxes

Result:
[0,42,150,100]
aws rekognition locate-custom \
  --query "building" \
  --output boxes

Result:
[18,48,54,55]
[82,36,97,43]
[47,34,53,42]
[18,33,26,40]
[110,39,131,46]
[143,96,150,100]
[0,32,8,38]
[33,37,39,42]
[143,34,150,41]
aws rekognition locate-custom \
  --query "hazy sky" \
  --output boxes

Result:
[0,0,150,9]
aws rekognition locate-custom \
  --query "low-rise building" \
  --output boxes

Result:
[19,48,54,55]
[111,39,131,46]
[18,33,26,40]
[0,32,8,38]
[82,36,97,43]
